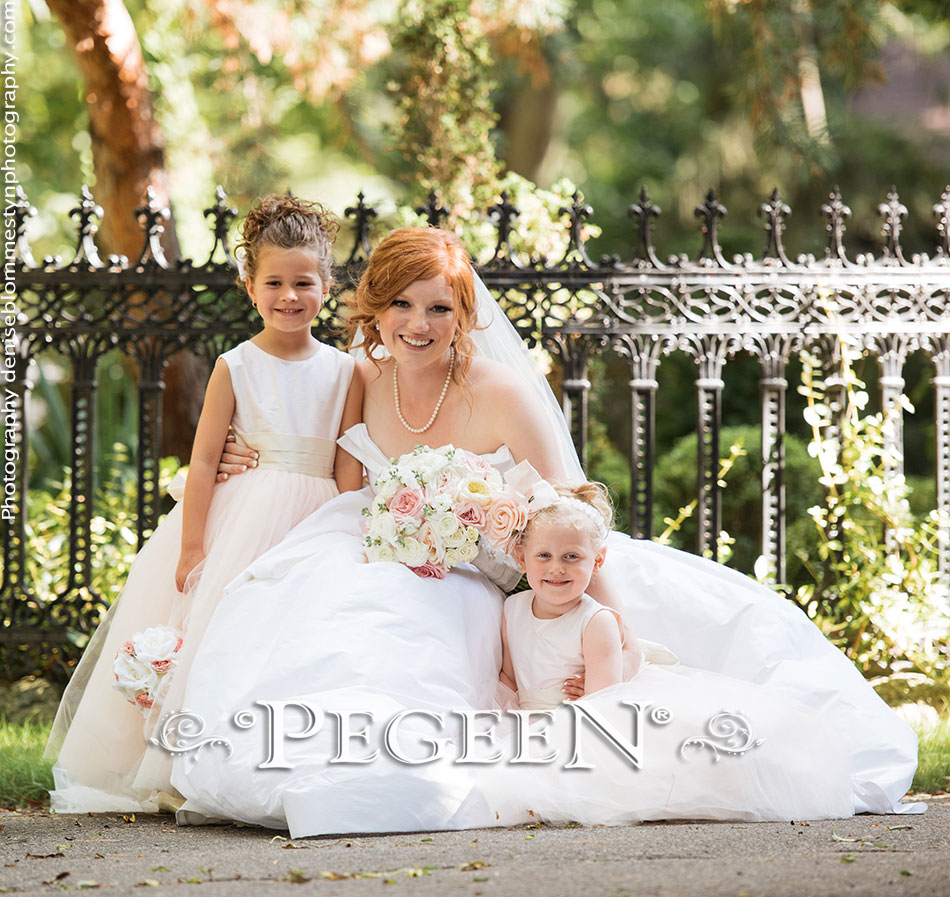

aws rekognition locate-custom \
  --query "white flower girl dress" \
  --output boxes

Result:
[45,341,354,813]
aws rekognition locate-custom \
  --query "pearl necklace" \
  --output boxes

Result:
[393,348,455,434]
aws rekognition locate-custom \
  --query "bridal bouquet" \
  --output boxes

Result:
[363,445,528,579]
[112,625,183,713]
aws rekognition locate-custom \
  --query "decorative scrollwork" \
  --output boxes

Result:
[758,187,792,266]
[203,185,238,267]
[416,189,449,228]
[486,191,522,268]
[556,191,595,268]
[821,186,852,266]
[69,186,104,269]
[695,188,730,268]
[879,186,909,266]
[680,711,764,762]
[134,187,171,269]
[344,191,378,265]
[628,186,664,268]
[149,710,233,757]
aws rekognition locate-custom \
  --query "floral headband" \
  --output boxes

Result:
[503,461,609,544]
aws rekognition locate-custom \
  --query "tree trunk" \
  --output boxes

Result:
[500,78,559,184]
[46,0,205,460]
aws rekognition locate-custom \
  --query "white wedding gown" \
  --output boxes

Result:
[170,424,921,836]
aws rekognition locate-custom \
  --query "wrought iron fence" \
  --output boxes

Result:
[4,181,950,679]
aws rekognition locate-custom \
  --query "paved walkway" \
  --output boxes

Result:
[2,799,947,896]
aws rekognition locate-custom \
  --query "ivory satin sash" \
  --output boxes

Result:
[233,431,336,478]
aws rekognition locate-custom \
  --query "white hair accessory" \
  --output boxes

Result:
[235,246,247,281]
[546,495,609,542]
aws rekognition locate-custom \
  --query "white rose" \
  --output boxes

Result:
[485,468,503,491]
[465,526,480,543]
[456,540,479,563]
[113,651,158,695]
[131,626,181,666]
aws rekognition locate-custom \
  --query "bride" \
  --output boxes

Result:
[170,227,920,836]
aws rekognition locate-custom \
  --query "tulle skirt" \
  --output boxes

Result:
[168,488,919,837]
[45,470,339,813]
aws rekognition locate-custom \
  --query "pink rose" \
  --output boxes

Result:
[151,659,173,672]
[121,641,135,655]
[389,486,427,525]
[134,691,154,709]
[485,492,528,549]
[409,560,447,580]
[455,500,488,532]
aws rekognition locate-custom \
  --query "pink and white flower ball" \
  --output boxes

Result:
[112,625,182,713]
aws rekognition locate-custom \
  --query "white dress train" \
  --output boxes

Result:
[168,425,921,837]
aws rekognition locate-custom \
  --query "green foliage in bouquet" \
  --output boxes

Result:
[796,339,949,704]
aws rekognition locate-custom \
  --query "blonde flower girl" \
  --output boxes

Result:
[45,194,363,813]
[498,481,856,824]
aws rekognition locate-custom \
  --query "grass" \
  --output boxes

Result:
[912,716,950,795]
[0,715,947,809]
[0,716,55,807]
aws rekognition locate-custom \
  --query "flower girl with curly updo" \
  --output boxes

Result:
[45,194,362,814]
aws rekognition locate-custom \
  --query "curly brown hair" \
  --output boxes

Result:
[237,194,339,289]
[344,227,477,386]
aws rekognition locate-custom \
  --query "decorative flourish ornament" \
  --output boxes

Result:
[680,711,763,762]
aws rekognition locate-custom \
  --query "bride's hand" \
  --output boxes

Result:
[562,674,584,702]
[216,433,258,482]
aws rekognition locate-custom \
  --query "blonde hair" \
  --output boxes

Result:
[237,194,339,288]
[522,482,613,549]
[344,227,478,386]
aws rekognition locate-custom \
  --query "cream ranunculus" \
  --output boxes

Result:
[396,537,429,568]
[434,510,461,538]
[369,510,399,543]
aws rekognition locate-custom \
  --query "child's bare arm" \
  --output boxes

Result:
[580,611,624,696]
[499,613,518,693]
[177,359,236,590]
[333,363,365,492]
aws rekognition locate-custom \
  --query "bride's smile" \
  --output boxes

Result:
[378,274,458,366]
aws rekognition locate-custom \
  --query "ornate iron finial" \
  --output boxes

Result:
[11,185,37,268]
[820,186,851,265]
[416,190,449,228]
[934,185,950,258]
[557,191,595,268]
[344,191,378,264]
[203,185,238,268]
[627,185,663,268]
[486,191,521,268]
[695,188,729,267]
[758,187,792,266]
[68,185,105,268]
[134,187,171,268]
[878,186,908,265]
